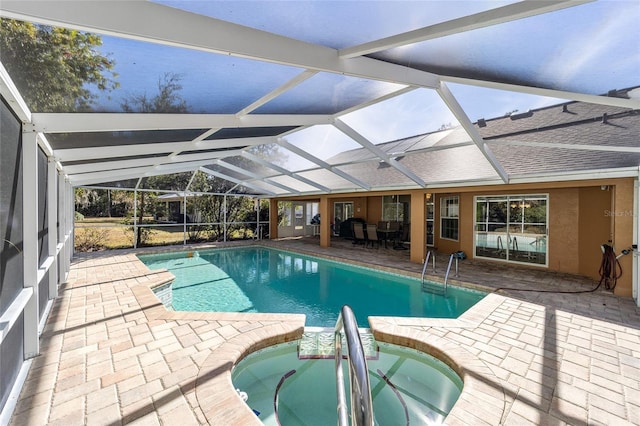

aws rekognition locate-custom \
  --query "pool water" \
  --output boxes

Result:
[139,247,486,327]
[232,340,462,425]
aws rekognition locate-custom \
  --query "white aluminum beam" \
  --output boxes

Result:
[168,149,246,164]
[277,138,371,190]
[54,137,271,162]
[68,168,155,186]
[442,76,640,110]
[31,113,333,133]
[340,0,593,58]
[1,1,440,89]
[216,159,320,193]
[332,119,427,187]
[63,156,176,175]
[236,70,318,117]
[436,82,509,182]
[62,148,245,174]
[241,151,329,193]
[0,62,31,122]
[198,167,277,196]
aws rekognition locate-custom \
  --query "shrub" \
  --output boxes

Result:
[75,228,108,252]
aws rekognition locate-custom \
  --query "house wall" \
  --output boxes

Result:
[436,179,633,296]
[366,197,382,224]
[296,177,635,297]
[578,187,613,280]
[611,179,635,297]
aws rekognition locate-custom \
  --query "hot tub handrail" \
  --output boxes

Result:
[334,305,374,426]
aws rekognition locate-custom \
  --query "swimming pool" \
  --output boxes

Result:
[232,338,462,425]
[139,247,486,327]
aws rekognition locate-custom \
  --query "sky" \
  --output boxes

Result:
[83,0,639,162]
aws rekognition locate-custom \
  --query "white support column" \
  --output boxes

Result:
[48,159,58,298]
[133,189,138,249]
[57,172,67,282]
[182,193,187,245]
[633,171,639,305]
[22,130,39,359]
[65,179,73,272]
[223,195,227,242]
[256,198,260,240]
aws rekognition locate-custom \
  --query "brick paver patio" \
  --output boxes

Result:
[9,239,640,425]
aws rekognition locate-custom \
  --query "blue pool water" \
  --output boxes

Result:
[232,340,462,425]
[138,247,486,327]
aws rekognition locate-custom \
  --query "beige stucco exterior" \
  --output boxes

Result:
[275,177,636,297]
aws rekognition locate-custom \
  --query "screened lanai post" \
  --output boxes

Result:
[270,198,279,239]
[256,198,261,240]
[133,190,137,249]
[183,192,187,245]
[223,195,227,242]
[22,130,39,358]
[47,158,58,299]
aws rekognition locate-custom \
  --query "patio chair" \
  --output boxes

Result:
[365,224,380,248]
[352,222,366,246]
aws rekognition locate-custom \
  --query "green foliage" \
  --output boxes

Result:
[75,188,132,217]
[0,18,118,112]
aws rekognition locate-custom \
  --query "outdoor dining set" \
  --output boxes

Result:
[350,221,409,250]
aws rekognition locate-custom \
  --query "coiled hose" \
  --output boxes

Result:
[598,244,622,291]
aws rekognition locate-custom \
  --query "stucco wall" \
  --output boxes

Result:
[578,187,612,280]
[303,177,636,297]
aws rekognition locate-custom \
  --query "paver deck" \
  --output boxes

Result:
[9,238,640,425]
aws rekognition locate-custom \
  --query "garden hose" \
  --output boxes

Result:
[598,244,623,291]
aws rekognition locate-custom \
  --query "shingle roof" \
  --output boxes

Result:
[326,87,640,186]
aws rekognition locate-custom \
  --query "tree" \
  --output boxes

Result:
[121,74,191,245]
[0,18,118,112]
[121,73,188,113]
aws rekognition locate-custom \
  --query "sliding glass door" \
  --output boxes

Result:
[475,195,548,265]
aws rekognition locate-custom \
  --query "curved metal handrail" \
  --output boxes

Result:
[334,305,374,426]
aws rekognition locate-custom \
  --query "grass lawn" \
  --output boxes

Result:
[76,217,188,250]
[74,217,254,250]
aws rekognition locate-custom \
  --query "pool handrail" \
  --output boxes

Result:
[421,250,436,288]
[443,252,461,294]
[334,305,374,426]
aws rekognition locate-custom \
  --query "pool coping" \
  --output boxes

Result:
[129,244,507,425]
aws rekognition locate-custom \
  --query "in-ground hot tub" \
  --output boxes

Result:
[232,333,463,425]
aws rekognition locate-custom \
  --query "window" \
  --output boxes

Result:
[474,194,547,265]
[305,202,319,225]
[440,196,459,240]
[382,194,410,222]
[426,193,434,246]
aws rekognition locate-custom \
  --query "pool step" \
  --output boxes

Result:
[298,331,378,360]
[421,280,447,295]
